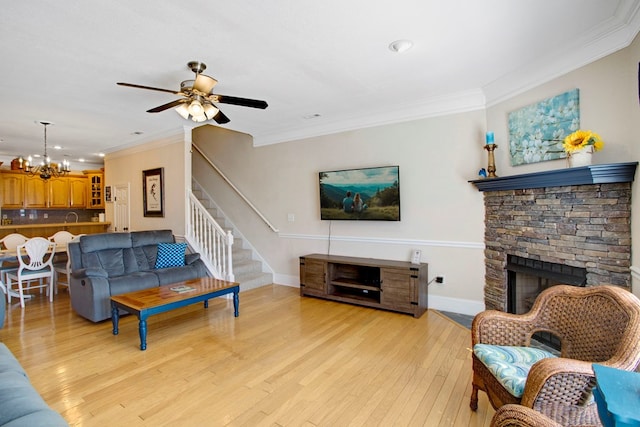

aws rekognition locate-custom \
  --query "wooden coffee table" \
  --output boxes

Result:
[110,277,239,350]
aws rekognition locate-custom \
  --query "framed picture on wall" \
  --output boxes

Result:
[143,167,164,217]
[507,88,580,166]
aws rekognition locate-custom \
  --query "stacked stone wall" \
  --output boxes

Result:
[484,183,631,310]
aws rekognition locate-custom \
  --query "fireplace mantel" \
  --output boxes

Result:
[469,162,638,192]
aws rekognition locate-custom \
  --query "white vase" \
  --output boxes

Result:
[567,146,593,167]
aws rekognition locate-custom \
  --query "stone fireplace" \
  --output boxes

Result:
[471,162,637,311]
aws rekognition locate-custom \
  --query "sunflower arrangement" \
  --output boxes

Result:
[563,130,604,153]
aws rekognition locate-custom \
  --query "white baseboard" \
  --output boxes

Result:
[428,294,485,317]
[274,274,299,287]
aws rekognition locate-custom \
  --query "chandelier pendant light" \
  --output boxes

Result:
[18,121,70,181]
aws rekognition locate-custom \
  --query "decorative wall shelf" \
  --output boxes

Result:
[469,162,638,192]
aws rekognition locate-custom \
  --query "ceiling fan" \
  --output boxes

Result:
[117,61,268,124]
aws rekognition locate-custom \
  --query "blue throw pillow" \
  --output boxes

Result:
[154,243,187,269]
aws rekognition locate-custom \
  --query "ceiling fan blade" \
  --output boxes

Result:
[213,94,268,109]
[193,74,218,94]
[147,99,188,113]
[117,82,182,95]
[213,109,230,124]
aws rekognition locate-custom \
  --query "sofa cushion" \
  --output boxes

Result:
[131,230,175,270]
[155,264,206,286]
[96,249,125,277]
[0,344,26,376]
[80,232,131,252]
[155,243,187,268]
[473,344,557,398]
[0,344,68,426]
[109,272,159,295]
[131,230,174,247]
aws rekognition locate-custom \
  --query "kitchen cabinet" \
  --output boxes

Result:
[69,177,87,208]
[47,178,70,208]
[1,171,91,209]
[1,173,24,208]
[24,175,48,208]
[84,170,104,209]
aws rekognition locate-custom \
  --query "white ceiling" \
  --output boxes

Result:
[1,1,639,170]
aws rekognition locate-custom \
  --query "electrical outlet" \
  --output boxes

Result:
[435,276,445,284]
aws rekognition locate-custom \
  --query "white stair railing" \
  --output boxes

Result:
[185,190,234,282]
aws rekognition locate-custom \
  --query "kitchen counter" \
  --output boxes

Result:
[0,222,111,239]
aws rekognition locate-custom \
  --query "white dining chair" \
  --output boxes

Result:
[6,237,56,308]
[50,233,84,294]
[0,233,29,294]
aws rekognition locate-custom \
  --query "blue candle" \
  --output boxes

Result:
[486,131,495,144]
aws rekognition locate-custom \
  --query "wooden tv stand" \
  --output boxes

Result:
[299,254,428,318]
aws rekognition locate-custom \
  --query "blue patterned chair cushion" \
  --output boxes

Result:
[474,344,557,398]
[154,243,187,269]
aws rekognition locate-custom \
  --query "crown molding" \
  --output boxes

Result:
[252,89,486,147]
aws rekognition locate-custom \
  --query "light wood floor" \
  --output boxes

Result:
[0,285,495,426]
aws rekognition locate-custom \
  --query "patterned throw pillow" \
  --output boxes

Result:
[154,243,187,269]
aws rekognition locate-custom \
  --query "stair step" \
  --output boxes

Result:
[236,271,273,292]
[233,259,262,276]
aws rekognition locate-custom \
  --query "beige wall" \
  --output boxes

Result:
[193,111,488,314]
[104,131,189,235]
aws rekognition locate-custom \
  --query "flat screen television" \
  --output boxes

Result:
[319,165,400,221]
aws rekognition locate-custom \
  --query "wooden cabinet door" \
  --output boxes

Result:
[69,177,87,207]
[24,176,47,208]
[300,258,327,294]
[380,268,415,312]
[48,178,70,208]
[1,173,25,208]
[85,172,104,209]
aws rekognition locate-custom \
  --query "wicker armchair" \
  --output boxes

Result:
[470,285,640,426]
[491,404,563,427]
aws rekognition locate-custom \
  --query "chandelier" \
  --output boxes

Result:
[18,121,70,181]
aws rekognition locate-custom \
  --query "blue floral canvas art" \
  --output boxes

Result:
[508,89,580,166]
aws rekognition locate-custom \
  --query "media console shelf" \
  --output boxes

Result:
[299,254,428,318]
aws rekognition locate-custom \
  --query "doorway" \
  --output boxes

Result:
[113,183,130,232]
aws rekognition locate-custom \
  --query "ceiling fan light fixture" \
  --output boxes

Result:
[175,104,190,119]
[203,103,219,120]
[188,99,204,115]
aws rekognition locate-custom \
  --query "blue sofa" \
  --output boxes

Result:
[0,296,68,426]
[68,230,209,322]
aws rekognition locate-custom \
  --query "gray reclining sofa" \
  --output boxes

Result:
[0,295,69,426]
[68,230,209,322]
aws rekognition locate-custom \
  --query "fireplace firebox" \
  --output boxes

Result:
[506,254,586,314]
[506,255,587,350]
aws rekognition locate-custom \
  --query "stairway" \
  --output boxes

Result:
[191,183,273,292]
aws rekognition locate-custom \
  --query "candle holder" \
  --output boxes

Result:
[484,144,498,178]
